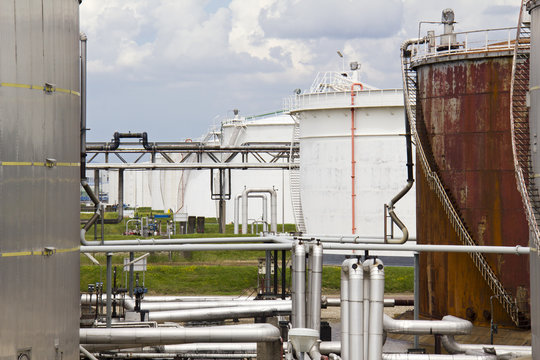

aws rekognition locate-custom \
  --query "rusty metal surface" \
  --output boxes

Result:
[415,55,530,326]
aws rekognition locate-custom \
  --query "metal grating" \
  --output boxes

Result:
[401,37,526,327]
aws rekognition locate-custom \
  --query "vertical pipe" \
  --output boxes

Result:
[118,169,124,221]
[262,195,268,233]
[129,252,134,297]
[106,253,112,328]
[368,261,384,360]
[414,252,420,349]
[234,195,240,234]
[94,169,100,240]
[306,245,314,329]
[282,250,286,300]
[265,250,272,294]
[309,242,323,333]
[273,250,278,296]
[363,258,374,359]
[80,33,88,180]
[348,260,364,360]
[340,259,355,360]
[291,244,296,327]
[270,190,277,233]
[242,190,248,234]
[293,242,306,328]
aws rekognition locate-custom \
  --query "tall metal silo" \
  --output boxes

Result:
[408,18,530,327]
[0,1,81,359]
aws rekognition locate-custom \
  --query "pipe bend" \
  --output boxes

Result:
[385,180,414,244]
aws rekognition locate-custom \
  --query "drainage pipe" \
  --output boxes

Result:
[367,260,385,360]
[80,243,293,253]
[147,302,291,323]
[292,241,306,328]
[242,188,277,234]
[348,260,364,360]
[340,258,357,360]
[80,345,99,360]
[235,194,268,234]
[441,335,532,357]
[383,314,472,335]
[80,323,281,345]
[322,243,530,254]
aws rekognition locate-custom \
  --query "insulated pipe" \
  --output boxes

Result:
[348,260,364,360]
[309,242,323,332]
[383,314,472,335]
[98,353,256,359]
[147,302,291,323]
[141,295,252,302]
[242,188,277,234]
[80,323,281,345]
[322,243,530,254]
[340,258,357,360]
[80,179,103,245]
[106,253,112,328]
[131,299,291,312]
[80,345,99,360]
[81,243,293,253]
[292,242,306,328]
[382,355,496,360]
[368,261,385,360]
[441,335,532,357]
[82,236,285,247]
[325,298,407,307]
[362,259,374,359]
[235,194,268,234]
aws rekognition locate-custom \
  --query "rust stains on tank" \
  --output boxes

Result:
[415,54,530,327]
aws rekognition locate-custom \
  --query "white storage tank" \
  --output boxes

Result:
[290,70,415,237]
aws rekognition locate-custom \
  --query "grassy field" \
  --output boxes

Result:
[81,210,414,295]
[80,262,413,295]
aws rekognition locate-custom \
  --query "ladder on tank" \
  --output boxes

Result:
[401,39,526,327]
[289,116,307,233]
[511,1,540,257]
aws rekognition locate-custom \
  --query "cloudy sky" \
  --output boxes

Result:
[80,0,520,142]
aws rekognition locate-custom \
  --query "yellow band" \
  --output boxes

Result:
[1,161,79,167]
[0,82,80,97]
[1,246,80,258]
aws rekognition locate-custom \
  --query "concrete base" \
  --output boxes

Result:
[257,340,282,360]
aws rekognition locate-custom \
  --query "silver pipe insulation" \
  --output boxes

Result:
[234,194,268,234]
[139,295,252,302]
[385,180,414,244]
[382,355,496,360]
[80,345,99,360]
[147,302,291,323]
[367,260,385,360]
[242,188,277,234]
[383,315,472,335]
[348,260,364,360]
[292,241,306,328]
[97,353,256,359]
[80,243,293,253]
[129,299,292,312]
[80,323,281,345]
[441,336,532,357]
[323,243,530,254]
[308,242,323,332]
[326,297,402,307]
[340,258,357,360]
[82,236,283,247]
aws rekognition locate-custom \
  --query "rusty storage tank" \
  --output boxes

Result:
[0,1,81,358]
[411,17,530,327]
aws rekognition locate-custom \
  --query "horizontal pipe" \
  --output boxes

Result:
[97,353,256,359]
[441,335,532,357]
[80,324,281,345]
[81,243,293,253]
[382,354,496,360]
[81,236,285,246]
[86,163,297,170]
[135,299,291,312]
[324,298,410,307]
[147,302,291,323]
[80,345,99,360]
[383,314,472,335]
[323,243,530,255]
[141,295,251,302]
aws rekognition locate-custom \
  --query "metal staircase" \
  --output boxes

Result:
[289,115,307,233]
[511,0,540,257]
[401,39,526,327]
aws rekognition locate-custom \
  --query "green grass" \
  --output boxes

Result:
[80,264,413,295]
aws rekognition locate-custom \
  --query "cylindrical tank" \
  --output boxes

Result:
[291,80,414,237]
[527,0,540,351]
[0,1,80,358]
[414,49,530,326]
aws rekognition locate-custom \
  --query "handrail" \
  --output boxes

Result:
[401,37,523,326]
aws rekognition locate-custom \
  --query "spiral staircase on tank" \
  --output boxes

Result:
[401,20,529,326]
[511,1,540,259]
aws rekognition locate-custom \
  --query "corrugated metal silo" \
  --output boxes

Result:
[0,1,80,358]
[413,31,530,326]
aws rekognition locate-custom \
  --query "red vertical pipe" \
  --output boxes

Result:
[351,83,364,234]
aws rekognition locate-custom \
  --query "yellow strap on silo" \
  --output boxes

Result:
[0,82,80,97]
[0,246,80,258]
[1,161,79,167]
